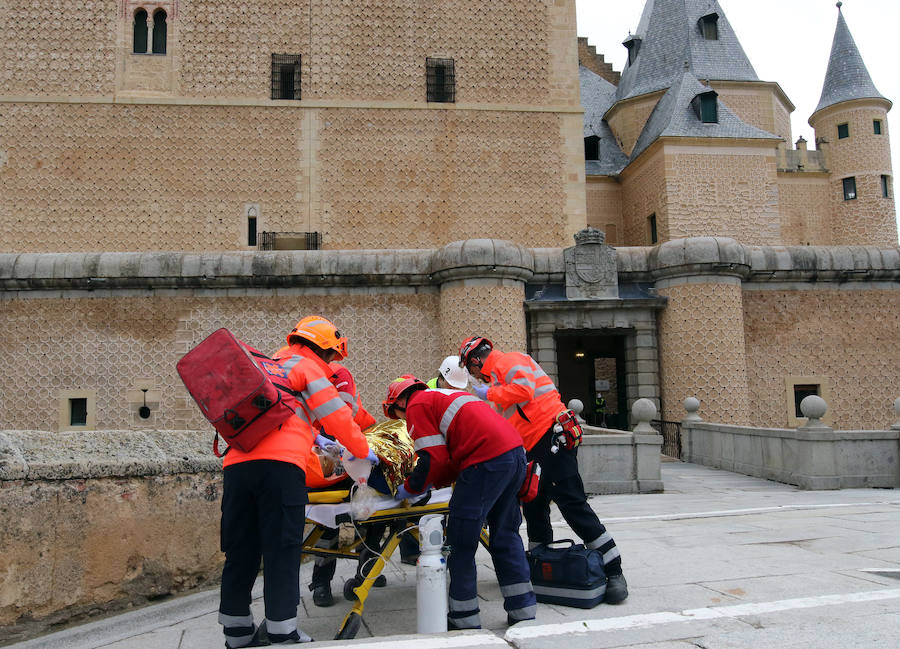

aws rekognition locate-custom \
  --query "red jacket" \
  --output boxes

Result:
[403,388,522,491]
[481,350,565,451]
[224,345,369,471]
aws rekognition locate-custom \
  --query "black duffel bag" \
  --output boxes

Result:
[527,539,607,608]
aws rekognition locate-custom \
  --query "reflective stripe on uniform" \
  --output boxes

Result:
[510,376,536,390]
[265,617,296,635]
[439,394,479,434]
[448,612,481,629]
[500,581,533,598]
[602,546,621,564]
[414,434,446,451]
[586,531,613,550]
[534,383,556,397]
[280,355,304,372]
[310,396,347,419]
[504,364,533,384]
[338,391,360,415]
[219,612,254,627]
[294,407,311,424]
[532,583,607,600]
[449,596,479,612]
[302,377,333,398]
[507,604,537,621]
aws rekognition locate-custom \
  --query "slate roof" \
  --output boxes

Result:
[580,65,629,176]
[630,71,780,161]
[813,6,889,115]
[615,0,758,103]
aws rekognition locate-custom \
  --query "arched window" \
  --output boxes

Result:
[152,9,167,54]
[133,9,148,53]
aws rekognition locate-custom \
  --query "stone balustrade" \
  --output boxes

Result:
[679,396,900,489]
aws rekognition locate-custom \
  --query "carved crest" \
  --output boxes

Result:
[574,246,602,284]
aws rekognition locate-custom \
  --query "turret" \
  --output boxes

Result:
[810,2,895,246]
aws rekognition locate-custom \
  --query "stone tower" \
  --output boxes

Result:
[809,3,895,246]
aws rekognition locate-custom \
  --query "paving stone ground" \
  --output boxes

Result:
[7,461,899,649]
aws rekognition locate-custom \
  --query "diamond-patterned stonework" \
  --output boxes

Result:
[657,282,751,425]
[0,292,441,431]
[743,288,900,430]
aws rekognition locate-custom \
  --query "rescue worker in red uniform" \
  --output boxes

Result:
[218,316,373,647]
[383,377,537,629]
[459,336,629,604]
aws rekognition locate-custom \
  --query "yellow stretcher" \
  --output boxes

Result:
[303,487,488,640]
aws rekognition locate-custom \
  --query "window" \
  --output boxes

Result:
[792,384,819,418]
[69,398,88,426]
[842,176,857,200]
[247,206,258,246]
[152,9,167,54]
[426,58,455,103]
[692,91,718,123]
[648,213,658,244]
[584,135,600,161]
[882,175,892,198]
[623,36,642,66]
[133,9,148,53]
[699,13,719,40]
[837,123,849,139]
[271,54,301,100]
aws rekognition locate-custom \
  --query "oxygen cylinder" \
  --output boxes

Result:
[416,514,447,633]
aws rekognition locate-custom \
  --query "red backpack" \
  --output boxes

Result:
[176,328,305,457]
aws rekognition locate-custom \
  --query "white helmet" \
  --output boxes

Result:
[439,355,469,389]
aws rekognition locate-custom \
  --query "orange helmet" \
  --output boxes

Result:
[287,315,349,360]
[382,376,427,419]
[458,335,493,368]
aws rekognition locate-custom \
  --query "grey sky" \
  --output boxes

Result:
[575,0,900,240]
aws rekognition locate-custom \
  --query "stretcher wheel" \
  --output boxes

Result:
[335,611,362,640]
[343,577,362,601]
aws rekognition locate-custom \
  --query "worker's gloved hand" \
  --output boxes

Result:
[366,449,380,466]
[394,484,414,501]
[314,434,338,451]
[472,383,489,400]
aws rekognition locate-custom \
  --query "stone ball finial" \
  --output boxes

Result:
[800,395,828,422]
[567,398,584,417]
[836,1,842,9]
[684,397,702,422]
[631,398,657,433]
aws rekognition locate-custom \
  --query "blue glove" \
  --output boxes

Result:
[472,383,489,400]
[366,449,380,466]
[394,484,414,501]
[314,434,338,451]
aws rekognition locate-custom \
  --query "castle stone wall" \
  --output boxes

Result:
[586,177,623,245]
[777,174,832,245]
[743,287,900,430]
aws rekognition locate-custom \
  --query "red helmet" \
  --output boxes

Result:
[458,335,493,368]
[382,376,427,419]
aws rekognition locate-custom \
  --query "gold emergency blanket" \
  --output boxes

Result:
[363,419,415,494]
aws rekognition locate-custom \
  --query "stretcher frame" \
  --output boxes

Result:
[302,488,489,640]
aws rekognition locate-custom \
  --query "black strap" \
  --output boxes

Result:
[516,405,531,423]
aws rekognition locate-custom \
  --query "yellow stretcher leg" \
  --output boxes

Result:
[334,528,405,640]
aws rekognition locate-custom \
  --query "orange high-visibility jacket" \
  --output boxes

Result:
[481,349,565,451]
[223,344,369,471]
[306,362,376,488]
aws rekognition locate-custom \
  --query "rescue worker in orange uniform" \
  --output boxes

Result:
[304,358,380,608]
[459,336,629,605]
[218,316,374,647]
[383,377,537,629]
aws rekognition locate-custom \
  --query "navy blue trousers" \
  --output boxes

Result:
[219,460,307,646]
[446,447,536,628]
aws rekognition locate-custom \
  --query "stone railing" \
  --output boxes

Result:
[679,397,900,489]
[0,429,222,642]
[571,398,664,494]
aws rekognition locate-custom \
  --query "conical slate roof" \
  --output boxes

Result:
[630,71,779,161]
[615,0,758,103]
[813,4,889,115]
[580,66,629,176]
